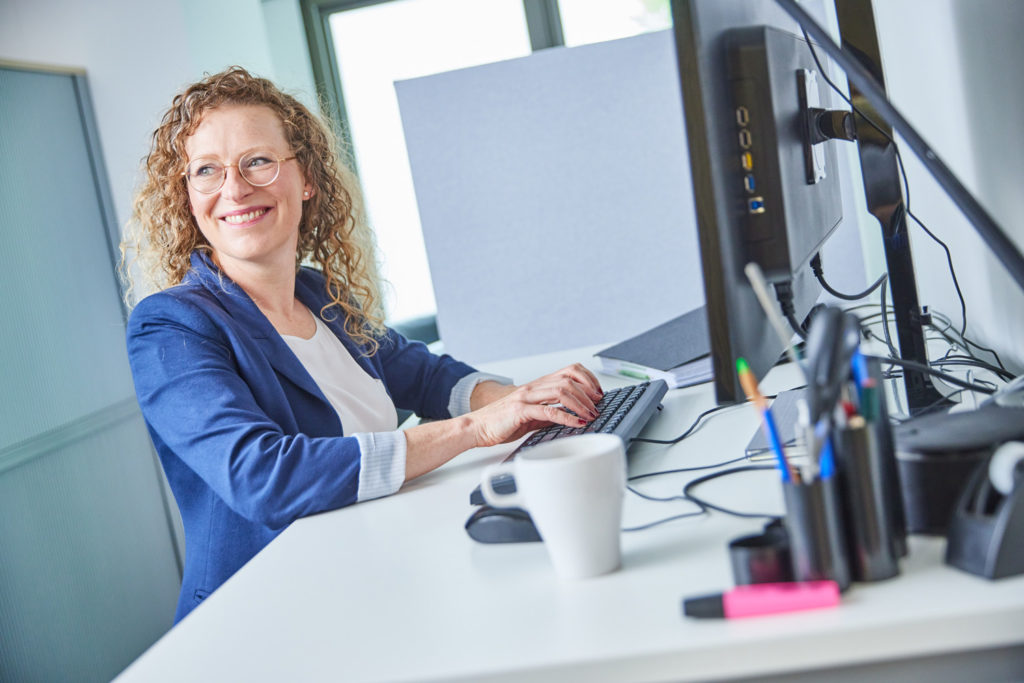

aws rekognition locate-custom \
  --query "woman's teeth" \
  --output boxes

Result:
[223,208,268,224]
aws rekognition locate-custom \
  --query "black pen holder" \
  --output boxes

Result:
[865,356,908,557]
[729,518,793,585]
[834,418,901,582]
[782,476,851,592]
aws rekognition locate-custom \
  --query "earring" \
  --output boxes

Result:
[303,191,310,199]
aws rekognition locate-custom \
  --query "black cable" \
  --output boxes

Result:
[889,388,966,423]
[623,479,710,533]
[928,311,1008,372]
[878,277,899,358]
[906,210,969,336]
[801,27,970,337]
[844,302,888,315]
[631,403,740,446]
[889,390,961,423]
[626,485,689,502]
[629,455,748,482]
[774,280,807,340]
[856,304,1010,379]
[621,509,707,533]
[630,383,805,450]
[929,368,999,389]
[863,354,997,394]
[682,465,780,519]
[785,312,807,340]
[810,252,888,301]
[929,355,1014,382]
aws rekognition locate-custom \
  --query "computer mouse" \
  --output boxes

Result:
[464,505,541,544]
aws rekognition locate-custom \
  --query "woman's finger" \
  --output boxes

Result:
[519,377,598,419]
[555,363,603,401]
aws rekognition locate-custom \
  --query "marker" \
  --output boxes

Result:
[617,368,650,381]
[737,358,794,482]
[683,580,840,619]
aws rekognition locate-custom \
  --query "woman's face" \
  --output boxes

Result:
[183,104,312,275]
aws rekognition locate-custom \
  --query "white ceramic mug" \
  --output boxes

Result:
[481,433,626,579]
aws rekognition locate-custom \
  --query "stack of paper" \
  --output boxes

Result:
[595,306,713,389]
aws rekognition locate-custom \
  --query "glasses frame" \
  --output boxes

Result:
[181,153,298,194]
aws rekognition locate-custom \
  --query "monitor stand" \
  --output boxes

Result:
[835,0,949,415]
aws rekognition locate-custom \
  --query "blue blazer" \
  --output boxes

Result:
[126,252,476,622]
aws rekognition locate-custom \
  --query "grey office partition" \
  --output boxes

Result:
[395,29,868,366]
[0,64,181,681]
[396,31,705,365]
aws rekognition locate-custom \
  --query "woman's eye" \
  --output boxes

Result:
[193,163,218,177]
[245,156,273,168]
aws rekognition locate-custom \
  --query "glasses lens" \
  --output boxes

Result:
[239,152,281,187]
[186,159,224,193]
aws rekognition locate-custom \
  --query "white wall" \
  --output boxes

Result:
[873,0,1024,372]
[0,0,315,231]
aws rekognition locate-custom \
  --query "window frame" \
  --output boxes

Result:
[300,0,565,168]
[297,0,565,327]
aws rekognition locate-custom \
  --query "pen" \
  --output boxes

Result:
[736,358,794,482]
[859,377,879,422]
[683,580,841,619]
[851,348,869,391]
[817,433,835,480]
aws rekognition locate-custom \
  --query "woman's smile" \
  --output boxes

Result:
[221,207,271,226]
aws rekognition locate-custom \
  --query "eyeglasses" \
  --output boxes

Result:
[182,151,297,194]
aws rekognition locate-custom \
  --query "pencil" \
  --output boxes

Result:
[737,358,794,482]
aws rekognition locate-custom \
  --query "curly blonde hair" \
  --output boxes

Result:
[121,66,386,352]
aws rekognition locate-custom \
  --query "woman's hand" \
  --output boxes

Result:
[467,363,604,448]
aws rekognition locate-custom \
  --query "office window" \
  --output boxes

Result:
[557,0,671,47]
[326,0,532,323]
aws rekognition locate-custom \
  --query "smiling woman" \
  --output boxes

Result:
[123,67,384,349]
[120,66,605,623]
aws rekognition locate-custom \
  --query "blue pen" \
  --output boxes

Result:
[737,358,792,482]
[851,349,869,391]
[760,408,791,482]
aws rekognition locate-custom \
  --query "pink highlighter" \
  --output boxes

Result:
[683,581,840,619]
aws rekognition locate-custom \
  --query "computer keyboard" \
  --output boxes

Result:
[467,379,668,508]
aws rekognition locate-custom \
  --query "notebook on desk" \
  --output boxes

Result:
[595,306,712,389]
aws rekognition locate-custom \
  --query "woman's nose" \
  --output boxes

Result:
[219,165,253,201]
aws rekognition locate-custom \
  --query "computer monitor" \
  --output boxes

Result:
[670,0,847,404]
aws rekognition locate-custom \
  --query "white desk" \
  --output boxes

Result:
[117,347,1024,682]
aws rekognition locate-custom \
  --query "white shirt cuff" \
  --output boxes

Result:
[448,372,514,417]
[355,431,407,502]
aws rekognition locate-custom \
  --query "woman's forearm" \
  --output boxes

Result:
[402,415,479,482]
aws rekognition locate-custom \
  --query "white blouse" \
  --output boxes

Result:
[281,315,399,436]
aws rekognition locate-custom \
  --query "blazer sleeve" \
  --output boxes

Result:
[373,328,479,420]
[126,293,362,530]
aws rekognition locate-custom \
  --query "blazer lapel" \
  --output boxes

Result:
[187,252,327,401]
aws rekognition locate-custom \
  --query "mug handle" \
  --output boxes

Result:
[480,463,523,509]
